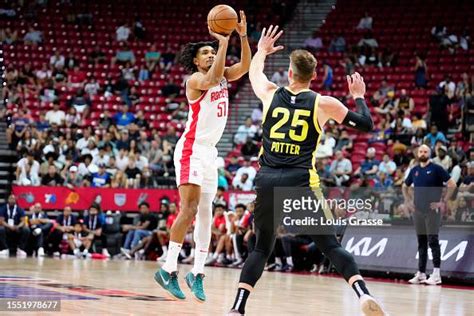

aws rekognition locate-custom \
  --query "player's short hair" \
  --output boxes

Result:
[179,41,218,73]
[289,49,317,83]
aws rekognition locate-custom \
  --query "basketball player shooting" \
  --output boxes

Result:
[228,26,387,316]
[154,11,251,302]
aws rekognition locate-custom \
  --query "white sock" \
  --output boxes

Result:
[275,257,282,265]
[180,249,187,257]
[287,257,294,266]
[433,268,440,276]
[191,248,208,275]
[162,241,182,273]
[226,254,232,260]
[162,246,168,256]
[218,253,224,261]
[213,252,219,259]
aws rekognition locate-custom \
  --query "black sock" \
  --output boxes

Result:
[352,280,370,298]
[232,288,250,314]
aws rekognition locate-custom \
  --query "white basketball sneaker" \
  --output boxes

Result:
[360,295,388,316]
[423,273,442,285]
[408,271,427,284]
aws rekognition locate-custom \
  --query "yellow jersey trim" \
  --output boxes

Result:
[313,93,322,134]
[284,86,312,95]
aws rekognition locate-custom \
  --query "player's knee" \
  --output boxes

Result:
[181,202,199,219]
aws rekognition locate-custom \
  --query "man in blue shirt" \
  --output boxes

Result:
[0,194,30,257]
[91,164,111,188]
[403,144,456,285]
[424,125,447,147]
[114,104,135,128]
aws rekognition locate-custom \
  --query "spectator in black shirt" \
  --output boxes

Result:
[429,89,450,134]
[83,203,105,257]
[88,45,107,65]
[161,78,180,98]
[121,202,157,258]
[41,165,65,186]
[0,194,30,257]
[241,138,259,158]
[125,156,141,188]
[159,46,176,73]
[134,110,149,130]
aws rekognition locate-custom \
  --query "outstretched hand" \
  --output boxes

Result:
[235,10,247,37]
[346,72,366,99]
[257,25,284,55]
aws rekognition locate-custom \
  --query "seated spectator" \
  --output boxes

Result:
[394,89,414,114]
[45,101,65,126]
[329,151,352,186]
[116,22,131,42]
[440,33,459,54]
[16,151,40,186]
[159,46,176,72]
[161,77,180,99]
[114,45,136,65]
[358,32,378,48]
[49,50,65,69]
[372,79,393,103]
[121,202,157,256]
[356,12,373,30]
[52,65,67,83]
[69,90,91,119]
[114,104,136,128]
[68,66,87,88]
[39,80,58,103]
[354,147,380,179]
[111,170,128,188]
[0,194,30,258]
[163,126,179,146]
[438,75,456,99]
[303,31,323,52]
[48,206,77,255]
[431,24,447,41]
[321,63,333,90]
[206,203,232,265]
[329,34,346,52]
[235,158,257,183]
[378,47,398,67]
[64,107,80,128]
[91,163,112,188]
[133,17,146,40]
[234,117,257,144]
[122,62,137,81]
[271,67,289,86]
[41,165,65,186]
[1,27,18,44]
[378,154,397,176]
[64,52,78,70]
[373,171,393,190]
[16,129,38,155]
[82,204,106,257]
[424,125,447,147]
[63,165,84,188]
[241,138,259,158]
[88,45,107,64]
[124,155,142,188]
[138,65,150,81]
[459,28,470,51]
[36,63,53,83]
[67,220,90,258]
[251,102,263,124]
[432,145,452,171]
[145,44,161,72]
[84,78,100,97]
[334,130,353,152]
[78,153,98,178]
[23,26,42,45]
[27,203,52,257]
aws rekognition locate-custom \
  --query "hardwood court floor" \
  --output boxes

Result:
[0,258,472,315]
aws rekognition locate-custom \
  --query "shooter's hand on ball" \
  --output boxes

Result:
[208,26,230,43]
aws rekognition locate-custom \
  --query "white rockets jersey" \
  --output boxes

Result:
[180,78,229,146]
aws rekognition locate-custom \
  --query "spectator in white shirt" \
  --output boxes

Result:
[378,154,397,176]
[235,159,257,183]
[78,154,98,178]
[36,63,52,82]
[16,152,40,186]
[432,146,452,171]
[76,128,94,151]
[234,117,257,145]
[92,146,110,166]
[438,75,456,98]
[116,149,130,171]
[329,151,352,186]
[49,50,65,69]
[232,173,253,191]
[45,102,66,125]
[356,12,373,30]
[84,78,100,96]
[271,67,289,86]
[116,23,131,42]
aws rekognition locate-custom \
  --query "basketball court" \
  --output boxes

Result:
[1,258,472,315]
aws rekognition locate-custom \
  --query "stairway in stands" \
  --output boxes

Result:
[0,121,16,204]
[217,0,336,156]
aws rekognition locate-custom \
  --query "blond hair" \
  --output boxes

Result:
[289,49,317,82]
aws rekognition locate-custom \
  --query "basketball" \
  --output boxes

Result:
[207,4,238,35]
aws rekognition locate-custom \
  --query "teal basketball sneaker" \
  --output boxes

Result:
[154,268,186,300]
